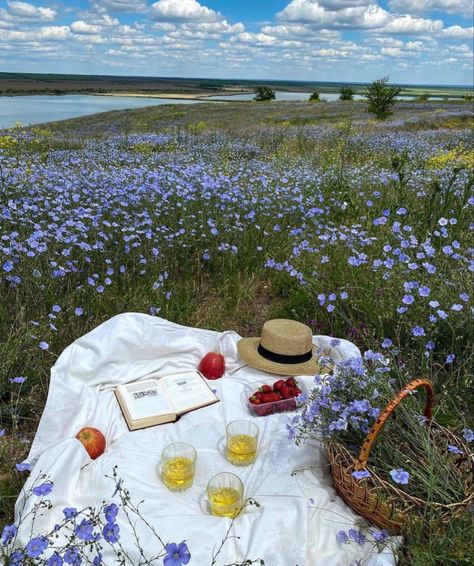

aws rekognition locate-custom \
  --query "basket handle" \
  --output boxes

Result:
[354,378,435,471]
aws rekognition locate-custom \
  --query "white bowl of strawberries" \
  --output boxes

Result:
[245,377,304,417]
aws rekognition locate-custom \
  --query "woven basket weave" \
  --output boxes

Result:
[326,378,474,534]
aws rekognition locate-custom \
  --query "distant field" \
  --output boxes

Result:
[1,71,472,99]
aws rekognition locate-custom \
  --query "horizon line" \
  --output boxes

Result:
[1,70,473,90]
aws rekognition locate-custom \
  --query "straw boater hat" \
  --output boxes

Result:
[237,319,319,376]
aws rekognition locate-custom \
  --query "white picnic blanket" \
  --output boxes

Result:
[16,314,397,565]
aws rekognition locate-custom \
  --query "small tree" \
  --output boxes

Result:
[339,86,355,101]
[364,76,401,120]
[309,91,320,102]
[254,86,275,102]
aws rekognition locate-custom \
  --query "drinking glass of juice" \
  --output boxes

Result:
[225,420,259,466]
[161,442,196,492]
[207,472,244,518]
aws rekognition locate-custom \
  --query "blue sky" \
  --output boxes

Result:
[1,0,473,85]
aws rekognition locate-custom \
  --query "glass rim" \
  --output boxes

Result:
[207,471,244,488]
[225,419,259,436]
[161,441,197,460]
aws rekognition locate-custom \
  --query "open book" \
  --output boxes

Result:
[115,370,219,430]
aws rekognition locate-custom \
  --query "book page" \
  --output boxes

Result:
[121,379,173,421]
[161,371,217,414]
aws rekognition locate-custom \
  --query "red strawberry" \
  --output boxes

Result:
[273,379,286,392]
[285,377,297,388]
[279,385,293,399]
[293,387,302,396]
[259,384,272,394]
[249,395,261,405]
[261,392,280,403]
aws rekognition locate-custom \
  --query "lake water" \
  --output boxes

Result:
[0,94,203,129]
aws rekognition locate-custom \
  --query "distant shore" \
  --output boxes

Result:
[91,91,254,100]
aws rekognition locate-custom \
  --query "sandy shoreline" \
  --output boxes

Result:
[92,91,254,100]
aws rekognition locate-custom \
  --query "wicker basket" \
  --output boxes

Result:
[326,378,474,534]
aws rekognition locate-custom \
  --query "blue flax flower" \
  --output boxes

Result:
[64,546,81,565]
[9,551,25,566]
[10,376,27,384]
[390,468,410,484]
[411,326,425,337]
[164,542,191,566]
[63,507,78,519]
[75,519,94,541]
[33,481,54,496]
[351,470,371,480]
[47,554,64,566]
[26,535,48,558]
[102,521,120,543]
[348,528,366,545]
[462,428,473,442]
[104,503,119,522]
[336,530,349,544]
[371,529,389,542]
[1,523,17,544]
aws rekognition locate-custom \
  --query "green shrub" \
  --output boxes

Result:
[364,76,402,120]
[254,86,275,102]
[339,86,355,101]
[309,92,320,102]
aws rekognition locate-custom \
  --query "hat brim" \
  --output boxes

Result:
[237,337,320,376]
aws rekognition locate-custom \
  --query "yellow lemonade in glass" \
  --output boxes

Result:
[162,456,195,491]
[226,434,257,466]
[208,486,242,518]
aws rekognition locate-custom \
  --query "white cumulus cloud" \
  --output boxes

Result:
[441,25,474,39]
[277,0,391,29]
[261,23,339,39]
[151,0,222,22]
[92,0,148,12]
[389,0,473,17]
[6,1,56,22]
[71,20,103,34]
[378,15,444,34]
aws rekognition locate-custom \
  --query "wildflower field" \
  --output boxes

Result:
[1,99,473,564]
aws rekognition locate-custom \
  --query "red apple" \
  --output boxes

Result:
[76,427,106,460]
[198,352,225,380]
